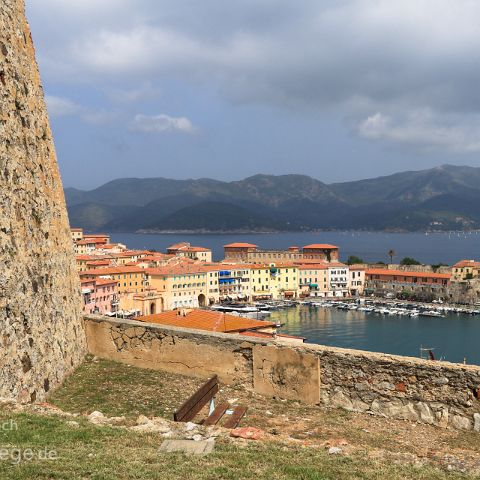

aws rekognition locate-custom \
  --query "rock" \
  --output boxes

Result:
[416,402,435,424]
[451,415,472,430]
[330,391,353,410]
[328,447,343,455]
[66,421,79,429]
[88,411,106,424]
[192,434,203,442]
[474,413,480,432]
[351,398,369,412]
[185,422,197,431]
[230,427,264,441]
[132,417,171,434]
[136,415,150,426]
[88,410,125,426]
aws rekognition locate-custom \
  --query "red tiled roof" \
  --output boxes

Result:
[224,243,258,248]
[366,269,451,279]
[303,244,338,249]
[135,309,276,333]
[80,266,145,276]
[453,260,480,268]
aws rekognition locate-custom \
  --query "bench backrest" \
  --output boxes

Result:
[174,375,219,422]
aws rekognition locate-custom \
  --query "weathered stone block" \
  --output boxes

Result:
[252,345,320,404]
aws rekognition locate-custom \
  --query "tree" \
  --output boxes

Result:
[400,257,422,266]
[388,249,396,264]
[346,255,364,265]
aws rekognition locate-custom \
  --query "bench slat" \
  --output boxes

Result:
[204,402,229,426]
[223,406,247,429]
[174,375,219,422]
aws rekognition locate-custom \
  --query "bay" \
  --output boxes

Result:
[110,230,480,264]
[272,306,480,365]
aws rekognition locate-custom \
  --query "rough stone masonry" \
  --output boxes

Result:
[0,0,86,402]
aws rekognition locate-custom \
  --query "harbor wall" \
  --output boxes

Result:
[84,315,480,431]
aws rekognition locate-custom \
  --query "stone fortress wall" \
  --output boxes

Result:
[0,0,86,402]
[85,315,480,431]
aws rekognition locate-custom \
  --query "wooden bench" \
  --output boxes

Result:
[173,375,247,428]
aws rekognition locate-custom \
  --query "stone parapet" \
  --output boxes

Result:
[84,315,480,431]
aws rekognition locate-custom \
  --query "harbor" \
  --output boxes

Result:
[205,299,480,365]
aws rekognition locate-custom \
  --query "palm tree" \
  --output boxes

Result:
[388,249,396,264]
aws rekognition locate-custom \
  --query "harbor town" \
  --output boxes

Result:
[74,228,480,319]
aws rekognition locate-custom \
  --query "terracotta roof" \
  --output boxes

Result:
[303,244,338,249]
[224,243,258,248]
[80,266,145,276]
[453,260,480,268]
[76,239,106,245]
[299,264,328,271]
[366,269,451,279]
[146,265,211,276]
[135,309,276,333]
[95,278,117,286]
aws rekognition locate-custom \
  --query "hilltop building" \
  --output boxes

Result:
[224,242,339,263]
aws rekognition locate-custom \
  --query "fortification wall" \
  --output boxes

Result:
[0,0,86,402]
[85,315,480,431]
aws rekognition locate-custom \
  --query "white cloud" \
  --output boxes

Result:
[358,110,480,153]
[45,95,82,117]
[130,114,197,134]
[27,1,480,152]
[45,95,117,125]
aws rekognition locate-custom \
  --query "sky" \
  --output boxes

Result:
[25,0,480,190]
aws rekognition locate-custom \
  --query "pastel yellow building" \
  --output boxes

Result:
[298,264,329,297]
[146,265,211,310]
[249,263,298,300]
[452,260,480,281]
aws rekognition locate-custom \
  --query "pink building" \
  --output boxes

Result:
[81,278,118,315]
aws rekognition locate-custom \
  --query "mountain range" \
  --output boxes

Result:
[65,164,480,232]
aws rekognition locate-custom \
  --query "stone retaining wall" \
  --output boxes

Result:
[84,315,480,431]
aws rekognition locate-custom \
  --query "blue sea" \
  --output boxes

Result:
[110,231,480,264]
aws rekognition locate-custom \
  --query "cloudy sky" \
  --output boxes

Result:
[26,0,480,189]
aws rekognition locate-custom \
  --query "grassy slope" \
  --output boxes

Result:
[0,412,470,480]
[1,356,478,479]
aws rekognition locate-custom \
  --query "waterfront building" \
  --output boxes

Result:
[167,242,213,262]
[452,260,480,281]
[224,242,339,263]
[366,269,451,301]
[215,264,251,301]
[349,266,366,296]
[248,263,298,300]
[298,264,329,297]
